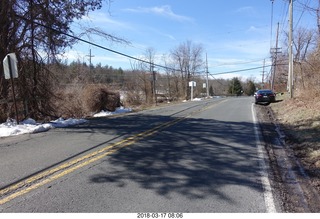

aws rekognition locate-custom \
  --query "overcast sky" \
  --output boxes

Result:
[62,0,317,81]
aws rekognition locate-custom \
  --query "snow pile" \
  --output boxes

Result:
[0,118,87,138]
[182,98,203,102]
[0,107,132,138]
[93,106,132,117]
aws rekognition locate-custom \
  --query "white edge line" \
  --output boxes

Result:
[251,103,277,213]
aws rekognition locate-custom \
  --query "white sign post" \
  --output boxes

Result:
[3,53,19,123]
[189,81,196,101]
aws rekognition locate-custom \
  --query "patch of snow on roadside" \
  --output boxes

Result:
[93,106,132,117]
[0,118,86,138]
[0,106,132,138]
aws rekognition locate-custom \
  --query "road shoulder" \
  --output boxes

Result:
[255,103,320,212]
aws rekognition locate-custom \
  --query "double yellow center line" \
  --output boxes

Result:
[0,116,187,205]
[0,100,223,205]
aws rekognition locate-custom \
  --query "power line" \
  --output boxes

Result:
[211,58,269,67]
[279,0,290,37]
[210,65,272,76]
[16,14,277,79]
[15,14,179,72]
[294,0,310,29]
[209,62,288,76]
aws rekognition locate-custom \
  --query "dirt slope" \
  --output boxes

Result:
[271,98,320,184]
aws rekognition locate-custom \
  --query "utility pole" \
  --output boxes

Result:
[288,0,294,98]
[87,49,94,71]
[270,0,275,48]
[261,59,266,88]
[206,53,209,98]
[150,62,157,105]
[271,22,281,91]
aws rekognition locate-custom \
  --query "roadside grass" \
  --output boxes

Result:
[270,93,320,172]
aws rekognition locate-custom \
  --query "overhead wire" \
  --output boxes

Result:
[15,14,180,72]
[211,58,269,67]
[294,0,312,30]
[210,65,272,76]
[279,0,289,38]
[16,14,271,77]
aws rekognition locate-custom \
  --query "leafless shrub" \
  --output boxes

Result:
[123,91,142,106]
[83,84,120,113]
[53,85,87,118]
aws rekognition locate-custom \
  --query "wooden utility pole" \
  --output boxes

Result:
[288,0,294,98]
[261,59,266,88]
[87,49,94,72]
[270,0,275,48]
[206,53,209,98]
[150,62,157,105]
[271,22,280,91]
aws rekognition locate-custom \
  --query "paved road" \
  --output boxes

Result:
[0,97,278,212]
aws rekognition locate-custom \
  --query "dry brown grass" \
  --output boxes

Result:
[53,85,87,118]
[271,90,320,171]
[273,96,320,127]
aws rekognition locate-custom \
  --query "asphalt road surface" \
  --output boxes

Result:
[0,97,280,212]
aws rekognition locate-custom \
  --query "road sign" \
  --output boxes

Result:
[3,53,19,123]
[189,81,196,87]
[3,53,18,79]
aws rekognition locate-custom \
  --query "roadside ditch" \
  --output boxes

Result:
[255,103,320,212]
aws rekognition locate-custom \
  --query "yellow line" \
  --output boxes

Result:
[0,138,125,196]
[0,149,120,205]
[0,118,180,197]
[0,100,224,205]
[0,117,185,205]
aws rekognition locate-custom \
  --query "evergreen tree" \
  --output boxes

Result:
[209,85,214,96]
[245,80,256,96]
[228,77,243,96]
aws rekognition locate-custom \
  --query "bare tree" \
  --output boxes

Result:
[292,27,316,62]
[281,25,317,92]
[161,54,174,100]
[170,40,204,99]
[293,27,317,90]
[0,0,114,121]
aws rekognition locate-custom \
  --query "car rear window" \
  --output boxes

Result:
[258,90,273,95]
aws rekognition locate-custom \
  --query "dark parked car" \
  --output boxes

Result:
[254,89,276,104]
